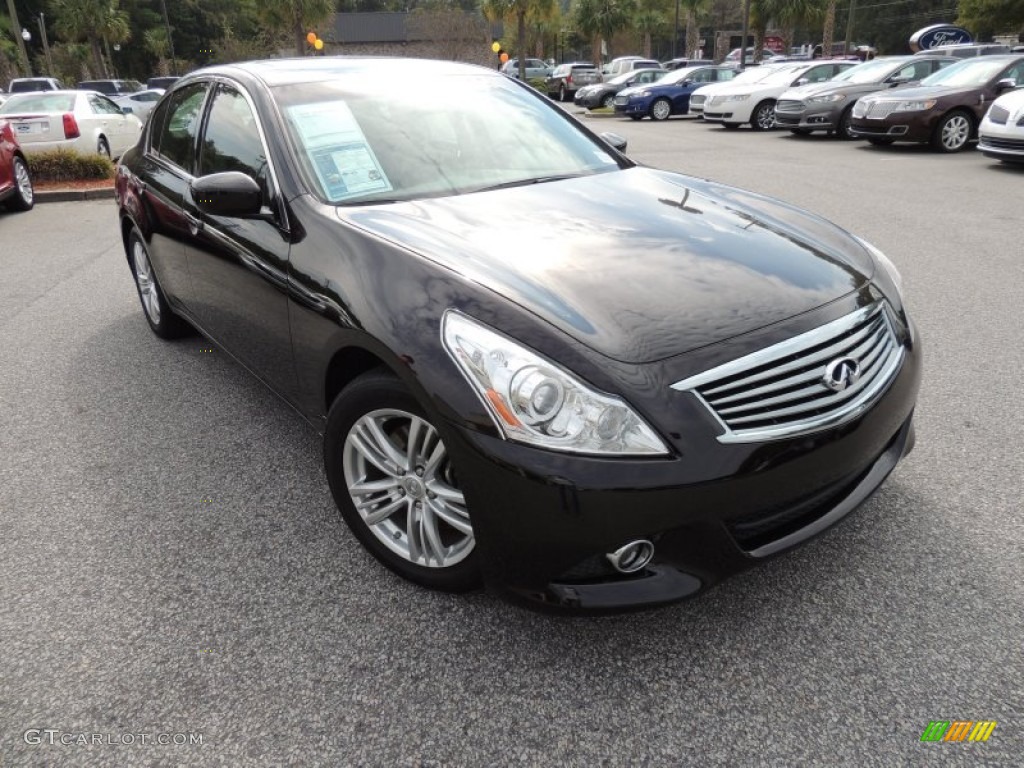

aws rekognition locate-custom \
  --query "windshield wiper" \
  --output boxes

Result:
[465,173,588,195]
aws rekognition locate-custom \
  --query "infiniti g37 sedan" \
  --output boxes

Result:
[115,58,921,613]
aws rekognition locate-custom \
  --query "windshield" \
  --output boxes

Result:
[276,75,622,205]
[608,71,642,85]
[921,58,1011,87]
[660,67,702,85]
[0,93,76,113]
[731,65,789,84]
[832,58,906,84]
[755,66,814,86]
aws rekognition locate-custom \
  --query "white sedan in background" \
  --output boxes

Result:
[978,87,1024,163]
[703,61,856,130]
[112,88,165,123]
[0,90,143,159]
[688,63,791,118]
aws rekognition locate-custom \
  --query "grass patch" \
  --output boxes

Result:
[26,149,115,183]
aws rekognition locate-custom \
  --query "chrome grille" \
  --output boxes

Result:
[690,94,706,106]
[988,105,1009,125]
[776,99,805,113]
[672,304,905,443]
[614,95,628,105]
[865,101,899,119]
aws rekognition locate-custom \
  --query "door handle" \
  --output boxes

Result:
[184,211,203,235]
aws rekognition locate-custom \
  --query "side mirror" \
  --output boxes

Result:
[797,77,810,86]
[121,106,133,114]
[191,172,262,218]
[601,131,627,153]
[994,78,1016,92]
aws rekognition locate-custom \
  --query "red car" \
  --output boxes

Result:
[0,118,34,212]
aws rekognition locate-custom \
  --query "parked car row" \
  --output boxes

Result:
[4,75,178,95]
[595,53,1024,160]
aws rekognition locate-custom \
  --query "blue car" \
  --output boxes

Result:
[615,65,738,120]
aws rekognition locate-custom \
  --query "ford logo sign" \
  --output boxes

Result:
[909,24,973,52]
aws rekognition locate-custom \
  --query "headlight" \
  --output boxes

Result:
[855,236,904,299]
[807,94,846,104]
[635,90,651,97]
[722,93,751,102]
[891,99,936,113]
[442,312,669,456]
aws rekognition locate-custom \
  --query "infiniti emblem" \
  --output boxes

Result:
[822,357,861,392]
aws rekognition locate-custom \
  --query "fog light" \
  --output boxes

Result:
[606,540,654,574]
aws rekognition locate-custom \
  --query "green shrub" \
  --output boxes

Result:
[527,77,548,93]
[26,149,115,183]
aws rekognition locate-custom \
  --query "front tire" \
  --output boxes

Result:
[7,155,34,211]
[324,370,480,592]
[836,106,855,140]
[127,228,191,339]
[750,100,776,131]
[601,93,615,109]
[932,110,973,153]
[650,98,672,121]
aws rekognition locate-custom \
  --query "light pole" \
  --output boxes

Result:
[673,0,680,59]
[21,27,34,76]
[5,0,30,75]
[38,13,54,76]
[158,0,178,76]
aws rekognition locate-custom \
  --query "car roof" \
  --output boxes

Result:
[193,57,498,88]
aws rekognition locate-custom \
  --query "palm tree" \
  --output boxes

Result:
[678,0,710,59]
[484,0,556,81]
[820,0,835,59]
[573,0,637,66]
[255,0,336,57]
[52,0,130,78]
[633,8,666,59]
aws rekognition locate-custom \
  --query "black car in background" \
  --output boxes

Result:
[574,68,667,109]
[775,55,954,138]
[115,58,920,612]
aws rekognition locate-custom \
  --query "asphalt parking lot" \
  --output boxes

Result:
[2,119,1023,766]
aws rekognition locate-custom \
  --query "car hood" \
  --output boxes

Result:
[782,81,897,100]
[338,168,874,364]
[991,88,1024,112]
[864,83,982,102]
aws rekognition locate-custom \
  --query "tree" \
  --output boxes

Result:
[407,5,490,62]
[574,0,637,65]
[633,0,670,58]
[679,0,712,58]
[483,0,555,80]
[820,0,835,59]
[255,0,336,57]
[958,0,1024,40]
[52,0,131,78]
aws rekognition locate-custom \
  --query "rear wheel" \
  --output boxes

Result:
[650,98,672,121]
[931,110,973,153]
[128,228,191,339]
[750,99,776,131]
[324,370,480,592]
[7,155,34,212]
[867,137,894,146]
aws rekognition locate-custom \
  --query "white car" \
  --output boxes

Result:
[688,64,791,118]
[978,87,1024,163]
[113,88,165,123]
[704,61,856,130]
[0,90,143,159]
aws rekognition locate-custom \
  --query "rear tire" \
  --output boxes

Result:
[324,369,481,592]
[127,228,192,339]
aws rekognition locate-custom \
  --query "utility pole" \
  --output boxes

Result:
[5,0,31,75]
[844,0,858,57]
[38,13,54,76]
[158,0,177,75]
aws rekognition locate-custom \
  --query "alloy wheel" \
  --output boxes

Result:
[752,101,776,131]
[132,239,161,325]
[939,113,971,152]
[601,94,615,108]
[651,99,672,121]
[343,409,474,569]
[14,158,33,206]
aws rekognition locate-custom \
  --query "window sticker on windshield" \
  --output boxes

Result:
[287,101,392,201]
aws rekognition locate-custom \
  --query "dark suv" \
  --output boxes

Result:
[775,55,953,138]
[76,79,143,96]
[8,77,64,93]
[546,63,601,102]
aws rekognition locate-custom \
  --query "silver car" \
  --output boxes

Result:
[500,59,552,80]
[113,89,165,123]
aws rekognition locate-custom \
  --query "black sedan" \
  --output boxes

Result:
[573,68,667,110]
[115,58,920,613]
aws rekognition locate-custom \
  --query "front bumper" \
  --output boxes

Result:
[848,115,932,143]
[614,99,650,116]
[978,124,1024,161]
[774,107,839,131]
[445,320,922,613]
